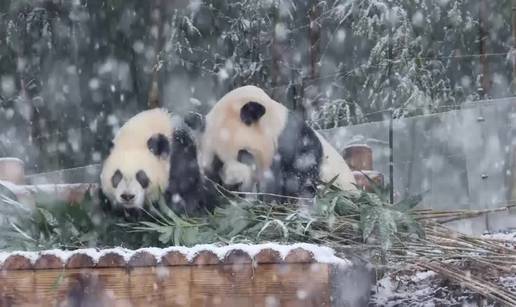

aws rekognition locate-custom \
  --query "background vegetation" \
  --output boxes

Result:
[0,0,513,172]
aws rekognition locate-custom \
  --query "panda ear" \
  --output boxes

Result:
[184,112,205,132]
[240,101,265,125]
[147,133,170,157]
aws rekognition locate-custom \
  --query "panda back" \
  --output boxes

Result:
[113,108,172,150]
[314,131,356,191]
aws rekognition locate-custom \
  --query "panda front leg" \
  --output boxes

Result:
[166,127,215,216]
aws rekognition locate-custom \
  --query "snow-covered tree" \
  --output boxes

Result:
[0,0,513,170]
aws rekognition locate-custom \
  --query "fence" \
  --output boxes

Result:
[20,98,516,234]
[321,97,516,235]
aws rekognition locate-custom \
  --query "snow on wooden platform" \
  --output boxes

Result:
[0,243,349,270]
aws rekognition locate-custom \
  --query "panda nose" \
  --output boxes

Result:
[121,193,135,202]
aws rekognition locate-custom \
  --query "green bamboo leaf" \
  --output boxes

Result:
[394,193,425,212]
[139,221,165,230]
[38,208,58,227]
[257,220,289,240]
[360,207,378,241]
[360,171,390,202]
[377,208,397,250]
[173,226,182,245]
[158,227,173,244]
[0,182,19,203]
[182,227,200,246]
[319,175,340,195]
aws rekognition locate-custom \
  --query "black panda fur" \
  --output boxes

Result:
[264,110,323,200]
[165,123,216,216]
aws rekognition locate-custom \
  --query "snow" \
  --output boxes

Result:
[0,250,40,264]
[343,143,371,150]
[0,243,349,266]
[371,256,515,306]
[0,180,20,192]
[0,158,24,164]
[0,180,94,198]
[482,232,516,242]
[412,270,437,282]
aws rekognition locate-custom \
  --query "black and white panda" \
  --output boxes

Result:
[100,108,212,216]
[192,85,356,200]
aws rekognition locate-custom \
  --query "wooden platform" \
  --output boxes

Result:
[0,245,373,307]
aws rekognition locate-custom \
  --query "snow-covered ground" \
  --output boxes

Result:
[370,231,516,306]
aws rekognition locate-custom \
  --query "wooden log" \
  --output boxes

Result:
[0,158,25,185]
[224,249,252,265]
[254,248,282,264]
[161,250,189,266]
[97,252,126,268]
[2,255,33,270]
[343,145,373,171]
[128,251,157,267]
[192,250,220,266]
[66,253,95,269]
[285,248,315,263]
[34,254,64,269]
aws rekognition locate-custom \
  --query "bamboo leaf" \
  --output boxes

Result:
[394,193,425,212]
[173,226,182,245]
[37,208,58,227]
[360,207,378,241]
[158,227,173,244]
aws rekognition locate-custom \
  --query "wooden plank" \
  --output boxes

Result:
[0,270,36,306]
[37,268,130,306]
[157,266,192,307]
[252,264,330,307]
[0,264,331,306]
[190,263,254,307]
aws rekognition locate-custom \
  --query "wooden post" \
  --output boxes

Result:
[344,145,373,171]
[389,110,394,204]
[147,0,164,109]
[306,1,321,118]
[0,158,25,185]
[308,2,320,83]
[512,0,516,94]
[479,0,490,98]
[270,0,281,100]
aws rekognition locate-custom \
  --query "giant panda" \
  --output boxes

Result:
[100,108,172,211]
[192,85,356,201]
[100,108,212,216]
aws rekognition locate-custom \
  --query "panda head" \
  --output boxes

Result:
[194,86,289,191]
[100,133,170,209]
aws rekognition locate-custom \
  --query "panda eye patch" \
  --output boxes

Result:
[147,133,170,157]
[237,149,255,166]
[136,170,150,188]
[240,101,266,125]
[111,170,123,188]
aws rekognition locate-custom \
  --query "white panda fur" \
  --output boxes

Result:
[197,85,356,199]
[314,131,356,191]
[100,108,172,209]
[100,148,169,208]
[200,86,288,189]
[111,108,172,153]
